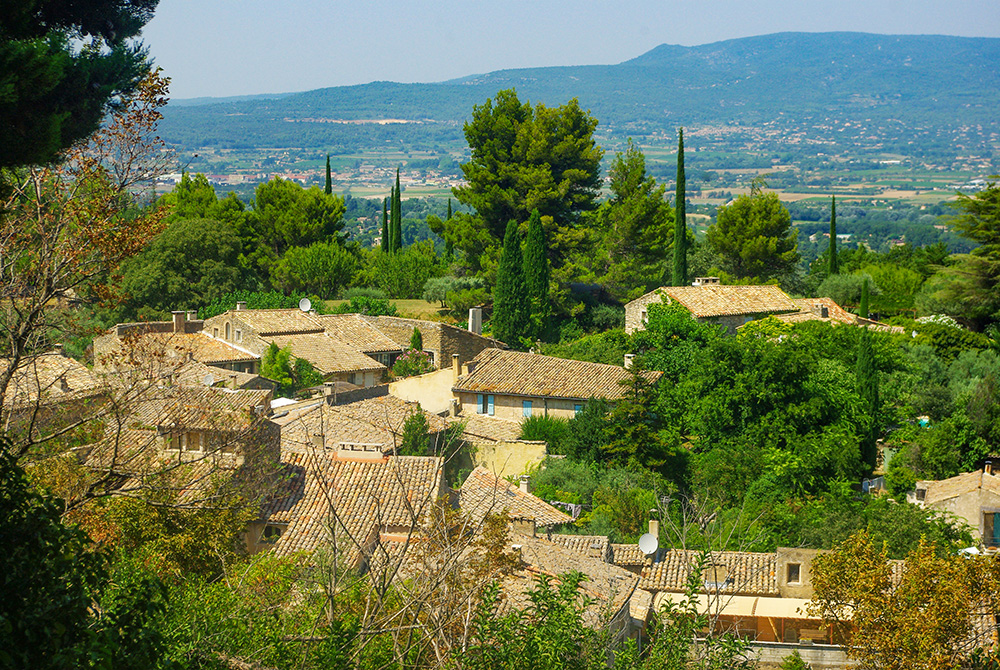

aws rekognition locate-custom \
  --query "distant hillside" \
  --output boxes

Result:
[161,32,1000,152]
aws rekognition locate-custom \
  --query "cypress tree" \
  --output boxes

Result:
[410,327,423,351]
[447,198,452,221]
[671,128,688,286]
[828,195,839,275]
[856,326,880,470]
[493,220,530,346]
[444,198,455,262]
[324,154,332,195]
[859,277,870,319]
[392,168,403,252]
[523,209,550,337]
[380,197,389,253]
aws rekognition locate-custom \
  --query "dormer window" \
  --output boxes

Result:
[787,563,801,584]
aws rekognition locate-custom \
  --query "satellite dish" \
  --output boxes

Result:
[298,297,312,312]
[202,373,214,387]
[638,533,659,556]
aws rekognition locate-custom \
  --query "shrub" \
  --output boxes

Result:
[343,287,388,300]
[519,416,571,454]
[199,290,326,319]
[330,296,397,317]
[391,349,434,378]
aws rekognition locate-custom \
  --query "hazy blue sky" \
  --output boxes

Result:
[143,0,1000,100]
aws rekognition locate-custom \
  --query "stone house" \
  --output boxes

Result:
[624,281,800,335]
[201,306,386,387]
[911,467,1000,549]
[452,348,655,421]
[361,315,504,369]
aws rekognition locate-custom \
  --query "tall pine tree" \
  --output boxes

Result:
[391,168,403,252]
[493,220,530,346]
[860,277,870,319]
[856,326,880,470]
[828,195,839,275]
[671,128,688,286]
[380,196,389,252]
[523,209,550,338]
[324,154,332,195]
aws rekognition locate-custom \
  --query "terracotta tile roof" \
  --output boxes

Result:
[315,314,404,353]
[126,385,272,432]
[611,543,650,567]
[454,348,656,401]
[171,359,267,390]
[505,533,641,626]
[460,466,572,528]
[267,333,385,375]
[631,285,799,319]
[923,470,1000,505]
[278,396,447,454]
[227,309,324,336]
[260,450,444,566]
[1,353,104,408]
[452,414,525,442]
[639,549,779,596]
[780,297,857,325]
[549,534,612,562]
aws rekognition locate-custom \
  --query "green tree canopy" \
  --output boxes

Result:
[0,0,158,168]
[450,88,602,258]
[271,241,357,299]
[241,177,346,283]
[595,139,673,298]
[492,220,530,346]
[705,187,799,281]
[116,217,243,320]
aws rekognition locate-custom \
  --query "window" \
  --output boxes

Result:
[787,563,801,584]
[916,488,926,501]
[213,327,219,338]
[574,403,584,416]
[235,329,242,343]
[641,309,648,323]
[260,525,283,544]
[225,322,231,340]
[477,394,494,415]
[522,400,532,418]
[985,513,1000,549]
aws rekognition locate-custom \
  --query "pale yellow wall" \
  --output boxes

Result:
[458,392,585,421]
[389,367,456,414]
[469,438,547,479]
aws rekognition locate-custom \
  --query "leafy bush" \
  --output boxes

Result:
[817,272,880,308]
[445,287,490,315]
[343,287,387,300]
[199,290,326,320]
[391,349,434,378]
[541,329,629,366]
[330,296,398,317]
[424,276,484,308]
[519,416,571,454]
[586,303,624,331]
[271,241,356,299]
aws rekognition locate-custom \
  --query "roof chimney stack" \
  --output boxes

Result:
[468,307,483,335]
[649,508,660,539]
[519,475,530,494]
[236,301,247,311]
[986,460,993,476]
[171,311,186,333]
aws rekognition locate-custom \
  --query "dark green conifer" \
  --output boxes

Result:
[381,197,389,253]
[671,128,688,286]
[828,195,839,275]
[523,209,550,337]
[856,326,880,470]
[392,168,403,252]
[493,220,530,346]
[410,327,423,351]
[447,198,453,221]
[860,277,870,319]
[324,154,332,195]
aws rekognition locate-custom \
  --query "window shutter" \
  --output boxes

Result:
[488,395,495,416]
[477,394,485,414]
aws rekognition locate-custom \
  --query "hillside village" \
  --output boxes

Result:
[6,6,1000,669]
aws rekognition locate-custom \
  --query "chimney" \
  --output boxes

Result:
[624,353,635,370]
[812,303,829,318]
[649,508,660,539]
[986,460,993,476]
[171,310,186,333]
[452,354,461,383]
[311,433,324,450]
[519,475,530,494]
[186,310,197,322]
[468,307,483,335]
[235,301,247,311]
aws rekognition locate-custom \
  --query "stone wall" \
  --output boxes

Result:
[624,290,665,334]
[458,392,584,421]
[468,438,547,478]
[389,367,456,414]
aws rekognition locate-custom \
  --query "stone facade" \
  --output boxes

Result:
[365,316,503,370]
[456,391,584,421]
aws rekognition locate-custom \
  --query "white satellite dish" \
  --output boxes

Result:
[202,373,214,387]
[638,533,659,556]
[298,297,312,312]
